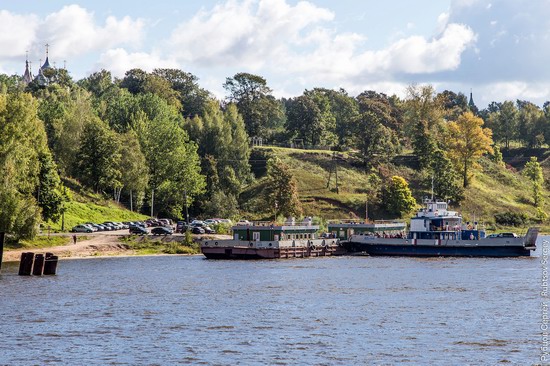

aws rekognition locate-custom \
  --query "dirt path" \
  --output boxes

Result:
[2,235,134,262]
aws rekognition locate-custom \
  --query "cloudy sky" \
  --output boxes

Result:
[1,0,549,108]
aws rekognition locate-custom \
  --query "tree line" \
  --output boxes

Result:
[0,67,547,238]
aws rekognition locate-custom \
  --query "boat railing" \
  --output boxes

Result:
[234,220,316,227]
[327,219,405,225]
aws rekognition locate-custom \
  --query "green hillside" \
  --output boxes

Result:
[45,178,148,232]
[242,146,550,232]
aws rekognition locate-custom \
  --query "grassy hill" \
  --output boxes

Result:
[44,178,148,232]
[242,146,550,232]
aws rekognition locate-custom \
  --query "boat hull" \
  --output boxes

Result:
[344,234,537,258]
[344,243,532,257]
[201,244,346,259]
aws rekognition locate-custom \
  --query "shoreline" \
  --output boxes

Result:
[0,234,200,263]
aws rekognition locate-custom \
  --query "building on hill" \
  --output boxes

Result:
[22,44,60,86]
[22,53,33,84]
[468,89,479,115]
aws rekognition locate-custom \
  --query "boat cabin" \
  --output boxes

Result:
[232,222,320,241]
[408,199,485,240]
[327,220,406,240]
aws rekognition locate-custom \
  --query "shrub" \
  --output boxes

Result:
[494,212,529,226]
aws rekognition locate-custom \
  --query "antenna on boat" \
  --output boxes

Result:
[431,175,434,200]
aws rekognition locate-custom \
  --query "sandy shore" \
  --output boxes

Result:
[1,235,135,262]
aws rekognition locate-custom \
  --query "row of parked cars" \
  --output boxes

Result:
[71,221,131,233]
[174,219,228,234]
[72,217,232,236]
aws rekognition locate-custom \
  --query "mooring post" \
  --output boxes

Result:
[18,252,34,276]
[43,253,58,275]
[32,254,45,276]
[0,232,4,272]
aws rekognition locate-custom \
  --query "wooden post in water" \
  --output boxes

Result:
[32,254,45,276]
[43,253,58,275]
[18,252,34,276]
[0,232,4,272]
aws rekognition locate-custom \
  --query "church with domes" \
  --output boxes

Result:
[22,44,62,86]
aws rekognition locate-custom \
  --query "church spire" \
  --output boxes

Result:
[41,43,51,69]
[468,88,475,108]
[22,50,33,84]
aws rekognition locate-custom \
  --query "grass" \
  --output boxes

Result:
[242,146,550,233]
[45,178,148,232]
[5,235,74,250]
[119,234,201,255]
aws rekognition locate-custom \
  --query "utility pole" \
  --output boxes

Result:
[365,197,368,222]
[150,189,154,217]
[335,154,339,194]
[61,185,66,231]
[184,188,189,225]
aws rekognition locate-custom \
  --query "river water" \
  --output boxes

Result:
[1,236,548,365]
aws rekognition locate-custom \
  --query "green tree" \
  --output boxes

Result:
[427,149,463,202]
[37,86,97,175]
[223,72,282,138]
[152,68,210,118]
[118,132,149,210]
[496,101,518,149]
[36,152,64,222]
[142,74,182,111]
[384,176,417,218]
[352,111,400,169]
[517,100,544,147]
[264,158,302,218]
[120,68,148,94]
[137,95,205,217]
[285,95,324,146]
[322,88,358,148]
[76,121,122,194]
[78,69,114,99]
[403,85,444,169]
[523,157,544,207]
[446,111,494,187]
[0,92,49,239]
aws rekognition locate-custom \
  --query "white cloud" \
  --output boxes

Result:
[168,0,334,67]
[94,48,179,78]
[164,0,476,96]
[0,5,144,63]
[38,5,144,58]
[0,11,39,58]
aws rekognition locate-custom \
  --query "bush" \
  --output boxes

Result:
[494,212,529,226]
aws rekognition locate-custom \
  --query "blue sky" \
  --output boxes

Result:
[1,0,549,108]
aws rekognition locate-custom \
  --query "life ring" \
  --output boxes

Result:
[214,241,218,246]
[204,242,208,246]
[249,242,254,247]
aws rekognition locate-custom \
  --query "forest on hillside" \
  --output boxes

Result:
[0,65,548,239]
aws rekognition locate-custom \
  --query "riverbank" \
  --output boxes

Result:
[2,235,135,262]
[2,233,231,262]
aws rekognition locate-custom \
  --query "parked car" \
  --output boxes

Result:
[71,224,93,233]
[102,222,115,231]
[158,218,173,227]
[204,219,219,226]
[83,223,98,232]
[129,225,148,235]
[191,220,205,227]
[203,226,216,234]
[190,226,205,234]
[151,227,173,235]
[236,220,251,225]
